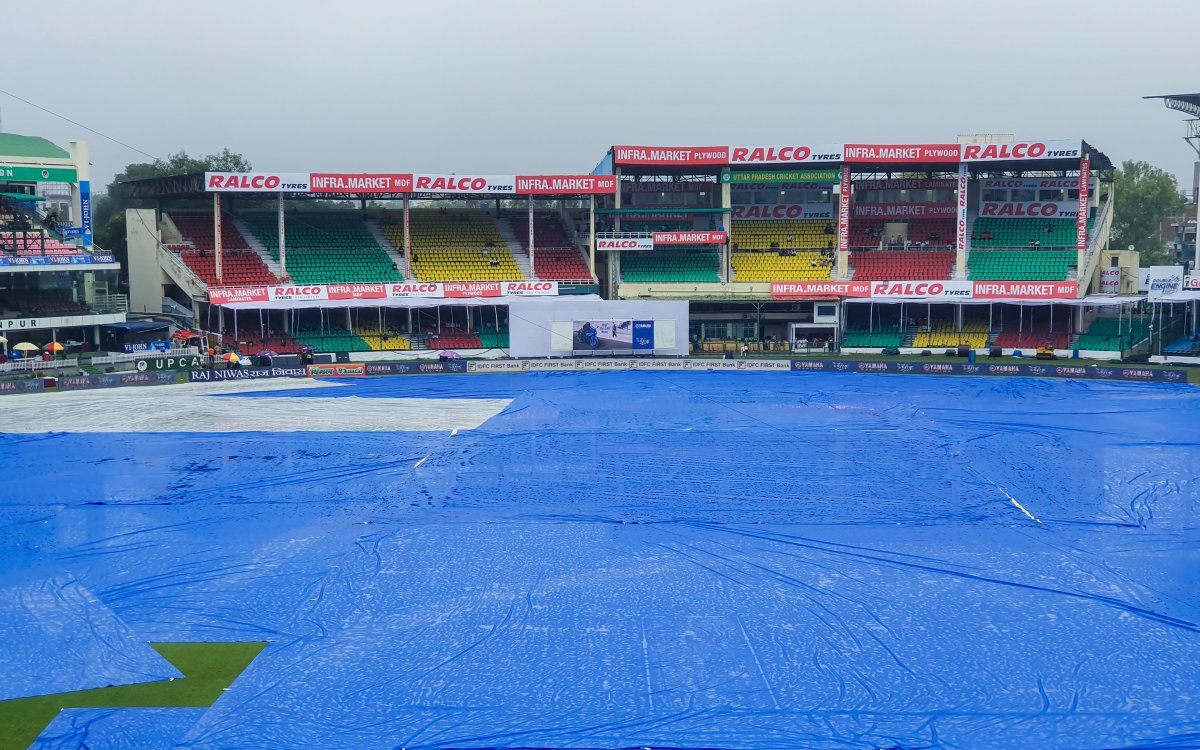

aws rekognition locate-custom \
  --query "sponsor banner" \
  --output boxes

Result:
[363,361,469,375]
[956,163,968,257]
[612,145,729,166]
[2,313,123,330]
[515,175,617,195]
[961,140,1082,162]
[0,254,118,268]
[843,144,961,163]
[307,363,366,377]
[870,280,973,300]
[771,281,871,299]
[1076,158,1090,254]
[1100,267,1121,294]
[308,173,413,193]
[978,201,1078,219]
[854,178,959,191]
[597,236,654,252]
[58,371,177,391]
[327,283,387,300]
[387,282,442,298]
[466,360,524,373]
[208,287,270,304]
[837,166,851,254]
[652,231,727,245]
[1185,273,1200,290]
[122,340,171,354]
[79,180,92,247]
[632,320,655,350]
[0,164,78,182]
[971,281,1078,299]
[1146,265,1184,299]
[853,203,956,218]
[188,366,306,382]
[728,145,844,164]
[208,282,559,303]
[443,281,501,298]
[135,355,206,371]
[573,320,634,352]
[412,174,515,194]
[205,172,312,192]
[980,177,1083,190]
[727,169,840,184]
[789,359,1186,382]
[621,181,713,193]
[731,204,834,221]
[0,378,45,395]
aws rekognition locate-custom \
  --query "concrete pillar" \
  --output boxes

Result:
[836,166,851,280]
[955,163,969,278]
[68,140,92,249]
[588,195,596,277]
[721,180,732,282]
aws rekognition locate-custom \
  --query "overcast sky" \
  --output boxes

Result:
[3,0,1198,191]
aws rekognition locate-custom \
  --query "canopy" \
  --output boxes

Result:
[0,192,45,202]
[101,321,172,332]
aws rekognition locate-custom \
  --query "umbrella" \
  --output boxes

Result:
[43,342,64,352]
[0,336,7,343]
[256,349,277,357]
[13,342,39,352]
[221,353,240,363]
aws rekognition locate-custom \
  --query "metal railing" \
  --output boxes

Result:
[0,357,78,373]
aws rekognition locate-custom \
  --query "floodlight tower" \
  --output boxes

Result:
[1145,93,1200,267]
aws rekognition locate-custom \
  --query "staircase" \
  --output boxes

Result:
[229,217,284,279]
[364,219,410,278]
[902,326,918,347]
[496,217,534,279]
[987,326,1003,347]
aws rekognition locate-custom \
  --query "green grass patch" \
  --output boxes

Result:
[0,641,266,750]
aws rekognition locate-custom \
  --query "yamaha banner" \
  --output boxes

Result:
[790,360,1187,383]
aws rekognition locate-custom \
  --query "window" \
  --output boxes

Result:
[1012,189,1036,202]
[703,322,728,339]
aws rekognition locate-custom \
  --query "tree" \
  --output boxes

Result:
[1110,160,1186,265]
[92,149,251,275]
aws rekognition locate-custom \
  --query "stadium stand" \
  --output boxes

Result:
[967,250,1075,281]
[621,252,719,282]
[478,325,509,349]
[221,326,303,355]
[731,251,832,281]
[912,321,989,349]
[850,250,955,281]
[505,212,592,280]
[169,213,278,286]
[355,326,415,351]
[971,218,1080,248]
[396,211,523,282]
[730,220,836,251]
[0,289,90,317]
[841,327,906,348]
[1165,331,1200,355]
[1075,316,1151,351]
[240,212,401,285]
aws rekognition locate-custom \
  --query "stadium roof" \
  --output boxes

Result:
[0,132,70,160]
[1145,93,1200,118]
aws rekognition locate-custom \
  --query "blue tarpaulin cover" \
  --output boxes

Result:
[1,371,1198,749]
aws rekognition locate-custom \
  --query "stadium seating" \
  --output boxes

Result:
[850,220,954,249]
[1164,332,1200,355]
[971,218,1081,248]
[842,328,906,348]
[241,212,401,285]
[292,329,372,353]
[967,250,1075,281]
[850,250,955,281]
[731,251,832,281]
[992,322,1070,350]
[478,325,509,349]
[1075,316,1151,351]
[731,220,836,251]
[912,321,989,349]
[169,213,278,286]
[504,212,591,280]
[391,211,522,282]
[425,332,483,349]
[221,327,303,355]
[0,231,83,256]
[621,252,719,282]
[354,326,414,351]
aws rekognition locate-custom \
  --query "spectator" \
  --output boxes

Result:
[824,223,834,235]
